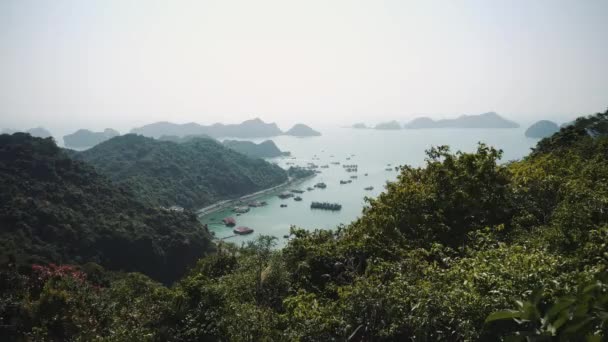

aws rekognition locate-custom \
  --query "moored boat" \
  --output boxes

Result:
[310,201,342,211]
[222,217,236,226]
[278,192,294,199]
[233,206,250,213]
[233,226,254,235]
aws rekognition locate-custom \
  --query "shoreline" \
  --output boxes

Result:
[196,175,316,217]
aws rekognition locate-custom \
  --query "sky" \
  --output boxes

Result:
[1,0,607,135]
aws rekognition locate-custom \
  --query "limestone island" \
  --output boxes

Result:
[374,121,402,130]
[284,124,321,137]
[525,120,560,138]
[404,112,519,129]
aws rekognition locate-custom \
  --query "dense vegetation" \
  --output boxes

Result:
[0,133,214,285]
[74,134,288,209]
[2,109,608,340]
[287,166,316,179]
[1,127,53,138]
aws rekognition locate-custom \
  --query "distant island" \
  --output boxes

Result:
[525,120,559,138]
[157,134,213,143]
[374,121,402,130]
[352,123,368,129]
[131,118,321,139]
[2,127,53,138]
[223,139,290,158]
[404,112,519,129]
[63,128,120,148]
[131,118,282,139]
[284,123,321,137]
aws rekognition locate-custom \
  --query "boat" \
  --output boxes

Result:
[385,168,392,171]
[314,182,327,189]
[294,196,302,201]
[222,217,236,226]
[278,192,294,199]
[307,187,314,191]
[310,201,342,211]
[248,200,266,207]
[233,206,250,213]
[364,173,368,176]
[291,189,305,194]
[233,226,254,235]
[280,204,288,208]
[340,180,349,184]
[320,165,329,169]
[350,175,358,179]
[364,186,374,191]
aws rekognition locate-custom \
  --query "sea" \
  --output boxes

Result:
[200,126,540,248]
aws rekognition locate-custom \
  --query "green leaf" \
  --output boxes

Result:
[485,310,523,323]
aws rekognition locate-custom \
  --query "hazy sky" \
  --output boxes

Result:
[1,0,607,134]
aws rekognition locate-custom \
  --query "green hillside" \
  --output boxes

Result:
[2,110,608,340]
[0,133,215,284]
[75,134,288,209]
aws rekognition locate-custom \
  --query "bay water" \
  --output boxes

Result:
[200,127,539,247]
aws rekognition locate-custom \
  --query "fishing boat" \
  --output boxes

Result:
[364,186,374,191]
[280,204,288,208]
[314,182,327,189]
[294,196,303,201]
[233,226,254,235]
[310,202,342,211]
[248,200,266,207]
[233,206,250,213]
[222,217,236,226]
[278,192,294,199]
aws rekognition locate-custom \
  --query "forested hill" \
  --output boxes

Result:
[74,134,288,209]
[533,110,608,155]
[0,133,215,284]
[4,111,608,340]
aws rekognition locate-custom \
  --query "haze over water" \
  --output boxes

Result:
[202,126,538,247]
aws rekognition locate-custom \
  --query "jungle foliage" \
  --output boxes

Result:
[74,134,288,209]
[0,133,215,284]
[3,110,608,341]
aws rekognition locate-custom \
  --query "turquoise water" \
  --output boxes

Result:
[200,127,539,247]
